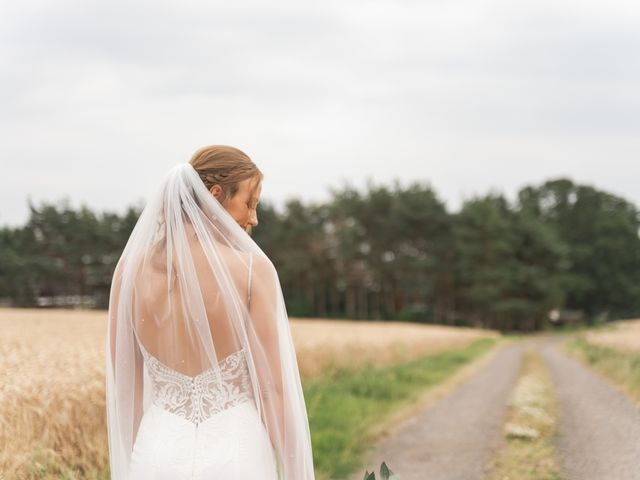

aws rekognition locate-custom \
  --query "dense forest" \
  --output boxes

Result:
[1,177,639,331]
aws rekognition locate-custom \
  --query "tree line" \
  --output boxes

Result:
[1,177,639,331]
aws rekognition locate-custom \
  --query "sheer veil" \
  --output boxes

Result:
[105,162,315,479]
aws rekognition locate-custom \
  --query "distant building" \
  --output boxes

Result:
[548,308,585,326]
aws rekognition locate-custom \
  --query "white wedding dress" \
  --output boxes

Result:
[128,343,278,479]
[128,258,279,480]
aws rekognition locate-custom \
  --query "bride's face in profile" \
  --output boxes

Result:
[209,176,262,234]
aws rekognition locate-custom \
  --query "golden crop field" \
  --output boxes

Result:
[291,317,497,377]
[0,308,496,479]
[585,318,640,352]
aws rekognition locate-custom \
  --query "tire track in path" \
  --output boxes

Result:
[539,337,640,480]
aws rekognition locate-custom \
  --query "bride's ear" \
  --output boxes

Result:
[209,184,225,203]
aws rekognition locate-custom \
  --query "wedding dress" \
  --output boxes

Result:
[127,255,278,479]
[105,163,315,479]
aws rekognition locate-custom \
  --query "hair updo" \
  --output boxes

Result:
[189,145,263,204]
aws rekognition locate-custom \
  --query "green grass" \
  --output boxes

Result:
[566,336,640,402]
[303,337,498,480]
[5,448,109,480]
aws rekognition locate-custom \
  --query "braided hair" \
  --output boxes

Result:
[189,145,263,205]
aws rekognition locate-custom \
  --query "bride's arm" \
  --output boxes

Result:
[247,254,314,478]
[248,255,285,453]
[132,341,144,442]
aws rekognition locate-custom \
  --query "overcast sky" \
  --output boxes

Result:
[1,0,638,227]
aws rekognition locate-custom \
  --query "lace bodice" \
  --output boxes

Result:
[137,341,255,425]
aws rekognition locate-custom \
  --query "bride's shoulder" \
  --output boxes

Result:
[215,246,274,274]
[249,253,277,280]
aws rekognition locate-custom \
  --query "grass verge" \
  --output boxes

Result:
[566,336,640,403]
[485,348,564,480]
[304,337,498,480]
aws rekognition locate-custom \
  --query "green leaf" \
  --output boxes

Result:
[380,461,390,479]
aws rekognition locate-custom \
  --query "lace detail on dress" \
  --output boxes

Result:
[137,341,254,425]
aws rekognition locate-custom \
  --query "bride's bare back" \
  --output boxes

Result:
[133,225,252,376]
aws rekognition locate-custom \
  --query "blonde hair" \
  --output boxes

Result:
[189,145,263,204]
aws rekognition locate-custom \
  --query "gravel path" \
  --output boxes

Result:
[350,342,525,480]
[539,337,640,480]
[349,336,640,480]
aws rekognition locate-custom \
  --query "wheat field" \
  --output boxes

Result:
[291,317,497,377]
[584,318,640,352]
[0,308,495,479]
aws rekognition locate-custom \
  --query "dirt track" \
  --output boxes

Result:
[351,336,640,480]
[351,342,525,480]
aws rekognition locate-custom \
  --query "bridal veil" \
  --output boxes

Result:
[105,162,315,479]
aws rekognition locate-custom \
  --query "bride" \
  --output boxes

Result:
[105,145,315,479]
